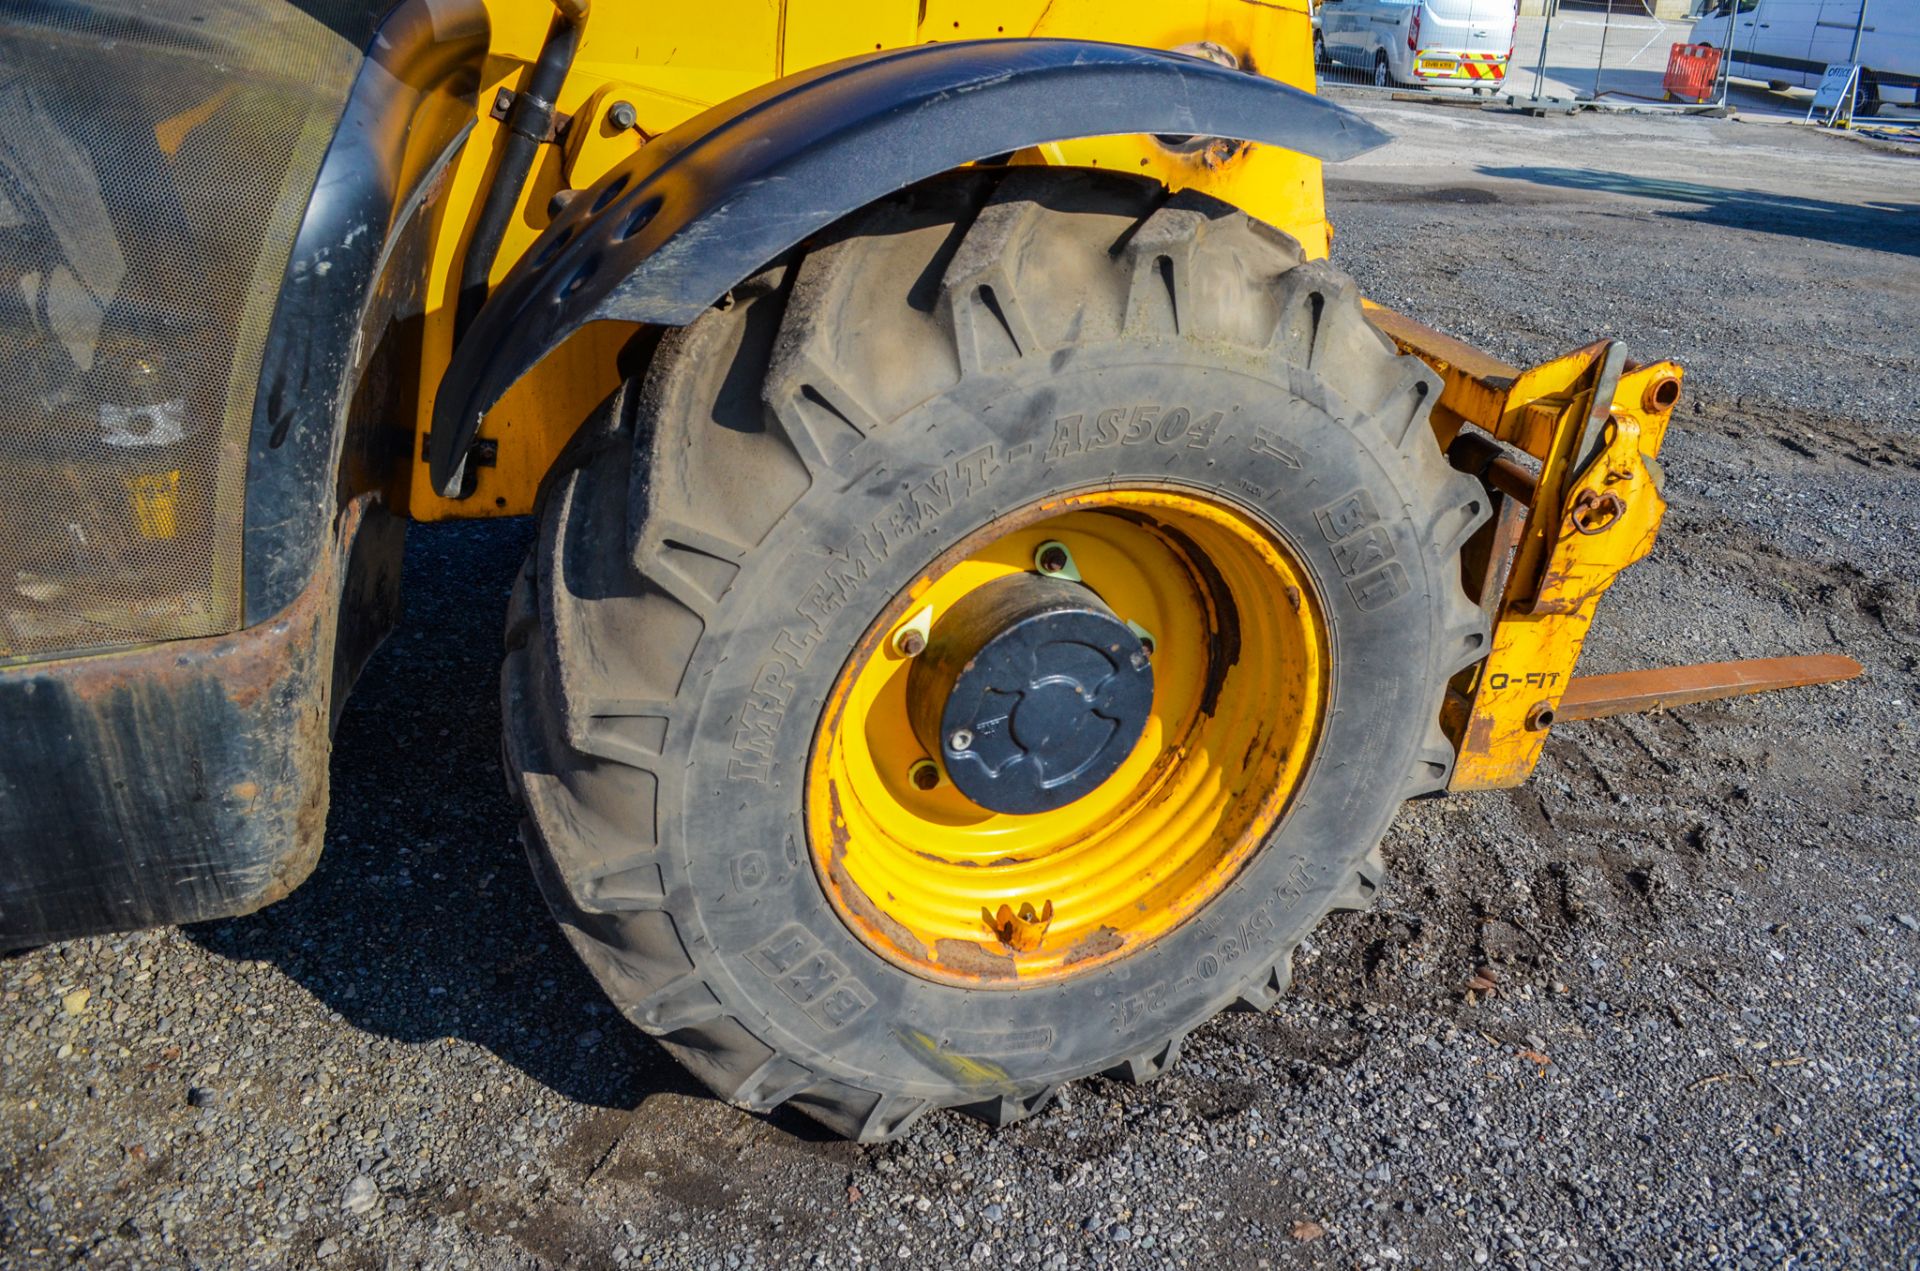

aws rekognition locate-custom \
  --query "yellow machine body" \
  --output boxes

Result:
[0,0,1862,966]
[404,0,1330,523]
[397,0,1837,795]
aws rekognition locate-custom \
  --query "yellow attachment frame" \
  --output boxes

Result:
[1365,305,1682,791]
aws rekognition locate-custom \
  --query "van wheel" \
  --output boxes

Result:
[502,168,1489,1141]
[1374,51,1393,87]
[1314,31,1329,66]
[1853,72,1881,117]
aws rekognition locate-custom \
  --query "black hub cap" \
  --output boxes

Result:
[906,573,1154,815]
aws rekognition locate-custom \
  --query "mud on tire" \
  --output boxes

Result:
[502,169,1489,1141]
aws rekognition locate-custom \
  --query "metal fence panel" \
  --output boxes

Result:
[1312,0,1730,109]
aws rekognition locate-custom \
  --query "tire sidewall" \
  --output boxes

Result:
[661,344,1446,1098]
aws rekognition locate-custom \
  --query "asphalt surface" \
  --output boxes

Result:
[4,104,1918,1269]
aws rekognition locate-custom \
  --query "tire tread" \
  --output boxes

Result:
[505,169,1490,1140]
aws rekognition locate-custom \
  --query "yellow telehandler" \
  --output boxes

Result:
[0,0,1856,1139]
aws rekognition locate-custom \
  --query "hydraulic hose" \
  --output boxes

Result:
[453,5,585,344]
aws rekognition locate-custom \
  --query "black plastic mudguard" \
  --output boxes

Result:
[428,38,1390,494]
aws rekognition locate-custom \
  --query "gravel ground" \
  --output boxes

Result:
[4,106,1917,1270]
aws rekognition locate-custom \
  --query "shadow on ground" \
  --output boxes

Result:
[1479,165,1920,256]
[185,518,704,1112]
[1520,67,1671,102]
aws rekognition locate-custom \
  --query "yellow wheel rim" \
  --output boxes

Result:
[807,488,1329,987]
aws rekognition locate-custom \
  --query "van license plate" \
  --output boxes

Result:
[1418,58,1458,75]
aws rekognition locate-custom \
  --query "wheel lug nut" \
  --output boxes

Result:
[1126,620,1157,661]
[1033,540,1079,579]
[892,604,933,658]
[909,760,940,790]
[948,728,974,753]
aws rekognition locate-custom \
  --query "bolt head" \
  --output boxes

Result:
[948,728,974,753]
[607,100,638,132]
[895,629,926,657]
[909,761,940,791]
[1036,545,1069,575]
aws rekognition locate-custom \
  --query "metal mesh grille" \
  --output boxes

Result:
[0,1,361,663]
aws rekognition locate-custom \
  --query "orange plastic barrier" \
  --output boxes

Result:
[1662,43,1722,102]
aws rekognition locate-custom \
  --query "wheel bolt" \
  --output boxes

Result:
[894,628,926,657]
[909,760,940,791]
[1035,542,1070,575]
[948,728,974,752]
[1126,620,1157,663]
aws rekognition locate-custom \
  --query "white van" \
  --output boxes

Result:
[1317,0,1520,89]
[1688,0,1920,112]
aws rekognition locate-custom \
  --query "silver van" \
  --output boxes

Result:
[1318,0,1520,88]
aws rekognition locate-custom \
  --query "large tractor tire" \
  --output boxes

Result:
[502,169,1489,1141]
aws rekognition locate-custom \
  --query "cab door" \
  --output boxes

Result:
[1808,0,1869,83]
[1745,0,1823,84]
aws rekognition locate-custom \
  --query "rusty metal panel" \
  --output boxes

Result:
[0,1,362,663]
[0,496,396,948]
[1556,655,1864,723]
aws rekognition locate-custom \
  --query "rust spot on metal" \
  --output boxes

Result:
[1061,925,1125,966]
[1464,712,1496,757]
[823,784,931,966]
[1641,373,1682,414]
[1569,488,1626,536]
[933,938,1017,980]
[1130,514,1240,717]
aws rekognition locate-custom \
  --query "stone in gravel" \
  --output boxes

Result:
[316,1236,341,1260]
[341,1175,379,1215]
[1291,1221,1327,1241]
[1896,914,1919,933]
[186,1086,219,1108]
[62,989,91,1016]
